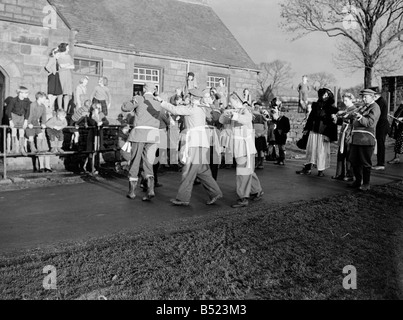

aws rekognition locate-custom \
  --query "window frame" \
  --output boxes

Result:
[73,57,103,76]
[133,64,164,93]
[207,73,229,89]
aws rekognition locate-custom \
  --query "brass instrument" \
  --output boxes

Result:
[388,114,403,123]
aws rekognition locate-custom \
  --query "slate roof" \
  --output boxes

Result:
[49,0,257,70]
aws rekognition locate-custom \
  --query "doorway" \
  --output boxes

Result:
[133,84,144,97]
[0,69,5,126]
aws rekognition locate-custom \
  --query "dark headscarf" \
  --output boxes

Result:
[318,88,335,105]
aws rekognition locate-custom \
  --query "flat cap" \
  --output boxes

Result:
[360,89,377,96]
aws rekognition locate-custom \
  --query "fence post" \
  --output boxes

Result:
[3,126,7,180]
[91,127,97,175]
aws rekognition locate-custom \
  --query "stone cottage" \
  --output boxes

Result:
[0,0,259,124]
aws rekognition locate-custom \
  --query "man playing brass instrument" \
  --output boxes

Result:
[348,89,380,191]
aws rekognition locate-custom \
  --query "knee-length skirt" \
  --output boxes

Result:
[47,73,63,96]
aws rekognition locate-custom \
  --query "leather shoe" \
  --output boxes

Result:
[359,184,371,191]
[372,166,385,171]
[387,158,400,164]
[348,182,361,189]
[296,169,311,175]
[250,191,264,202]
[171,199,190,206]
[231,199,249,208]
[206,194,223,205]
[44,168,53,173]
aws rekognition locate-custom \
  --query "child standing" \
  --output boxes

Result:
[274,108,291,166]
[183,72,198,96]
[252,104,268,169]
[90,77,112,116]
[6,86,31,155]
[26,92,52,172]
[46,109,67,154]
[83,103,109,174]
[332,93,355,181]
[216,78,228,108]
[26,92,47,154]
[70,99,91,149]
[57,43,74,111]
[44,48,63,111]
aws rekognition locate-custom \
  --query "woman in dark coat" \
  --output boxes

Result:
[387,103,403,164]
[296,88,338,177]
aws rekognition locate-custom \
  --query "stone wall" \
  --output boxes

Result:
[73,47,259,121]
[0,0,50,25]
[0,0,260,172]
[0,0,71,101]
[2,155,66,171]
[284,111,306,144]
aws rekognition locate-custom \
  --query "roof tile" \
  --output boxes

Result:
[49,0,257,70]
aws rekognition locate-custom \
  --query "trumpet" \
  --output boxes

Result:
[388,114,403,123]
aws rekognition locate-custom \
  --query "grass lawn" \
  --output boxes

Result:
[1,182,402,300]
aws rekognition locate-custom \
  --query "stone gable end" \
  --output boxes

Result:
[0,0,71,99]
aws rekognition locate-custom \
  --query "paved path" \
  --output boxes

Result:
[0,149,401,253]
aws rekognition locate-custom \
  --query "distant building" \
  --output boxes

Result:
[0,0,259,123]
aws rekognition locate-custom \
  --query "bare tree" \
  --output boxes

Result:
[342,83,365,99]
[258,60,294,103]
[280,0,403,88]
[308,72,338,91]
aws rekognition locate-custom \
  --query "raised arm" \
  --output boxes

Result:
[231,108,253,125]
[160,101,193,116]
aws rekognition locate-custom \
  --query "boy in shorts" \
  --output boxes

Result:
[46,109,68,154]
[6,86,31,155]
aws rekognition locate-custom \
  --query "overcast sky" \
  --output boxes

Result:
[210,0,371,89]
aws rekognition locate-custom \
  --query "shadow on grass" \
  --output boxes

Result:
[0,182,402,300]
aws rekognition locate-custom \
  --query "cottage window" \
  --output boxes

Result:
[133,66,162,95]
[134,67,160,84]
[207,74,229,89]
[74,58,102,75]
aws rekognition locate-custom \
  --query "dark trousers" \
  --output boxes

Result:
[153,149,160,184]
[349,145,375,185]
[376,125,389,166]
[278,145,286,162]
[335,145,353,177]
[210,146,219,181]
